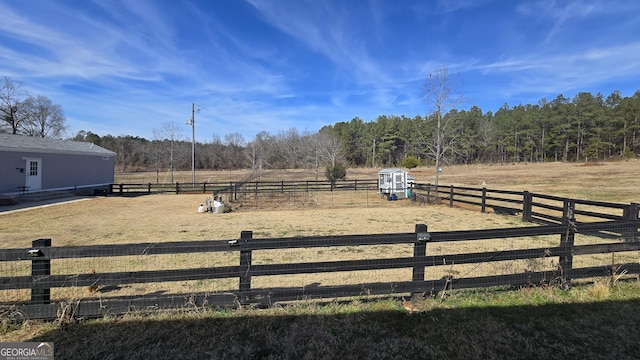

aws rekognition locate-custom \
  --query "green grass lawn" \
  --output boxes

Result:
[3,280,640,359]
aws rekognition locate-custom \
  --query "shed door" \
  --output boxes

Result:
[24,158,42,191]
[394,173,405,191]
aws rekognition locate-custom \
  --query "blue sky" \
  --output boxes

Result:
[1,0,639,143]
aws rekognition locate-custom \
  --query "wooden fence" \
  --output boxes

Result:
[413,183,640,226]
[1,199,639,320]
[110,179,378,198]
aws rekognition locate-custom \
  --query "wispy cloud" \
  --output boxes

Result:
[467,41,640,102]
[246,1,394,93]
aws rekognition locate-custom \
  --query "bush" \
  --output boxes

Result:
[325,163,347,182]
[402,156,421,169]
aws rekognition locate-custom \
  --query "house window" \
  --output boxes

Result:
[29,161,38,176]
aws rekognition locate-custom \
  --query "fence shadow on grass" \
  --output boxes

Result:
[23,295,640,360]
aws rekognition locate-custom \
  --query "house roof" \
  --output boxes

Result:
[0,133,116,156]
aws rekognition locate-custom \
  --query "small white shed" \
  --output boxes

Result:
[378,168,411,199]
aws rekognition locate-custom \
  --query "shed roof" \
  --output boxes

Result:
[0,133,116,156]
[378,168,407,174]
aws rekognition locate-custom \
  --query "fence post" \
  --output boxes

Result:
[239,230,253,305]
[254,182,259,207]
[119,183,123,194]
[31,238,51,305]
[412,224,428,296]
[449,186,454,207]
[623,203,639,242]
[559,200,576,287]
[175,182,180,194]
[481,186,487,213]
[147,183,152,194]
[522,191,532,222]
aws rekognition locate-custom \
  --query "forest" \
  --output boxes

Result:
[68,89,640,175]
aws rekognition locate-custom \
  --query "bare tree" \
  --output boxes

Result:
[245,131,271,178]
[313,129,343,180]
[154,122,184,183]
[223,132,246,169]
[20,95,67,138]
[277,128,303,169]
[0,77,26,134]
[150,129,167,183]
[208,134,225,170]
[421,67,464,193]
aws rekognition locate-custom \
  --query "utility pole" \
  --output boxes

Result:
[187,103,196,185]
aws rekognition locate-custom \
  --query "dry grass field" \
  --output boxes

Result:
[115,159,640,202]
[430,160,640,203]
[0,187,530,303]
[2,160,637,248]
[0,190,526,248]
[0,160,636,260]
[0,160,637,298]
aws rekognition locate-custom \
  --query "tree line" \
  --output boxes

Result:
[330,90,640,167]
[72,87,640,178]
[71,126,343,182]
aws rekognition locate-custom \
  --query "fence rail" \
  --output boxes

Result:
[2,203,639,320]
[412,183,639,226]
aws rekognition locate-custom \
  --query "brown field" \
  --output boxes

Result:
[116,159,640,202]
[0,190,531,302]
[2,159,636,248]
[0,191,527,248]
[432,160,640,203]
[1,160,638,304]
[19,159,640,247]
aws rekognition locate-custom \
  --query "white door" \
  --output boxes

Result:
[24,158,42,191]
[394,173,405,191]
